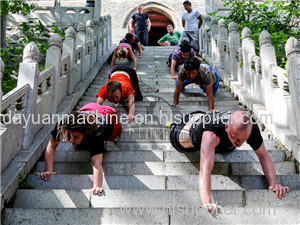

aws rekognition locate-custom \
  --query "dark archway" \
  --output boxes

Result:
[147,11,174,46]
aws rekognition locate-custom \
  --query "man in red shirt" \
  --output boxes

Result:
[96,65,143,123]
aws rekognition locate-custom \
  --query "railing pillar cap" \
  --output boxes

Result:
[259,30,272,47]
[94,18,100,26]
[23,41,40,62]
[49,33,62,48]
[107,14,112,19]
[104,16,108,21]
[218,19,226,28]
[285,36,300,57]
[241,27,252,40]
[86,20,94,28]
[205,15,211,21]
[77,22,86,33]
[0,57,4,75]
[65,27,76,39]
[228,21,238,33]
[211,17,218,25]
[99,16,104,22]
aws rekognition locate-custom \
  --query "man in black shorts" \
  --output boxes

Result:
[170,110,290,212]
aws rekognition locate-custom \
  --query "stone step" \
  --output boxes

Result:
[52,149,284,163]
[35,161,295,176]
[26,174,300,190]
[3,207,299,225]
[11,189,299,209]
[105,140,276,151]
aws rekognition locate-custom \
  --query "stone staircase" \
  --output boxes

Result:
[2,47,300,225]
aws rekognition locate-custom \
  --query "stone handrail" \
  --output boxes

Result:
[200,17,300,162]
[0,14,113,174]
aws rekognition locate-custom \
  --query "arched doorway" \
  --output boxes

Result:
[147,11,174,46]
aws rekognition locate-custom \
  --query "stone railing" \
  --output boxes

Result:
[0,15,113,174]
[6,0,102,27]
[200,15,300,162]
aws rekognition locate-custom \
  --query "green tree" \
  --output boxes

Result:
[210,0,300,68]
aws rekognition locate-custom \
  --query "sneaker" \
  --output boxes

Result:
[141,45,145,50]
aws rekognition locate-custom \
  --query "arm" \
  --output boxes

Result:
[158,41,165,46]
[96,97,104,105]
[128,95,135,123]
[137,41,142,58]
[110,48,118,68]
[255,142,290,198]
[146,18,151,32]
[91,154,104,194]
[199,131,220,208]
[198,15,203,29]
[128,46,137,70]
[170,59,177,80]
[129,18,135,34]
[173,80,183,107]
[37,136,59,180]
[182,19,185,28]
[205,84,214,111]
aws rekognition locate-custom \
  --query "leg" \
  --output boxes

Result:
[142,29,149,46]
[175,78,192,90]
[167,53,173,67]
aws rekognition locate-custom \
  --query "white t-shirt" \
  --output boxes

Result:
[182,10,201,31]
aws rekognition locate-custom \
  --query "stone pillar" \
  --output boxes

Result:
[104,16,109,50]
[285,37,300,138]
[94,18,101,61]
[99,16,106,54]
[218,19,228,69]
[228,21,240,81]
[0,57,4,106]
[86,20,95,69]
[107,14,112,48]
[204,15,211,56]
[242,27,255,94]
[259,30,277,112]
[46,34,62,114]
[76,23,87,79]
[17,42,40,149]
[211,17,218,63]
[94,0,101,19]
[205,0,213,14]
[63,27,76,95]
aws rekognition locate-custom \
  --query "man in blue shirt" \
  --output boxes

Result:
[129,5,151,46]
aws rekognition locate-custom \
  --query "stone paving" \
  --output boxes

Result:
[2,46,300,225]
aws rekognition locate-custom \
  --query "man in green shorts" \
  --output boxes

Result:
[158,24,181,46]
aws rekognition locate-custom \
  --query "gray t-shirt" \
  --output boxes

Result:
[182,10,201,31]
[178,65,216,89]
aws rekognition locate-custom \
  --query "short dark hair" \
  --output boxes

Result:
[125,32,134,40]
[183,1,191,6]
[184,57,200,71]
[180,40,192,53]
[106,81,122,94]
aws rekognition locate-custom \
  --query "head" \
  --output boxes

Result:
[184,57,200,80]
[225,111,253,147]
[57,112,98,146]
[167,24,174,35]
[137,5,143,14]
[107,81,122,103]
[125,32,135,43]
[117,46,128,61]
[183,1,192,11]
[180,41,192,60]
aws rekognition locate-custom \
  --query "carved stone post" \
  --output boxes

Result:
[218,19,228,69]
[86,20,95,69]
[17,42,40,149]
[76,23,87,79]
[104,16,109,51]
[94,18,101,61]
[228,21,240,81]
[99,16,106,55]
[211,17,218,63]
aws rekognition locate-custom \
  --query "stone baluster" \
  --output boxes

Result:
[211,17,218,63]
[86,20,95,69]
[285,37,300,138]
[104,16,109,51]
[17,42,40,149]
[107,14,112,48]
[259,30,277,112]
[0,57,3,105]
[241,27,255,94]
[76,22,87,79]
[63,27,76,95]
[94,18,101,61]
[46,34,62,114]
[218,19,228,69]
[99,16,107,54]
[228,21,240,81]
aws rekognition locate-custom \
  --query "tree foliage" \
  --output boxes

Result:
[210,0,300,68]
[0,0,35,18]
